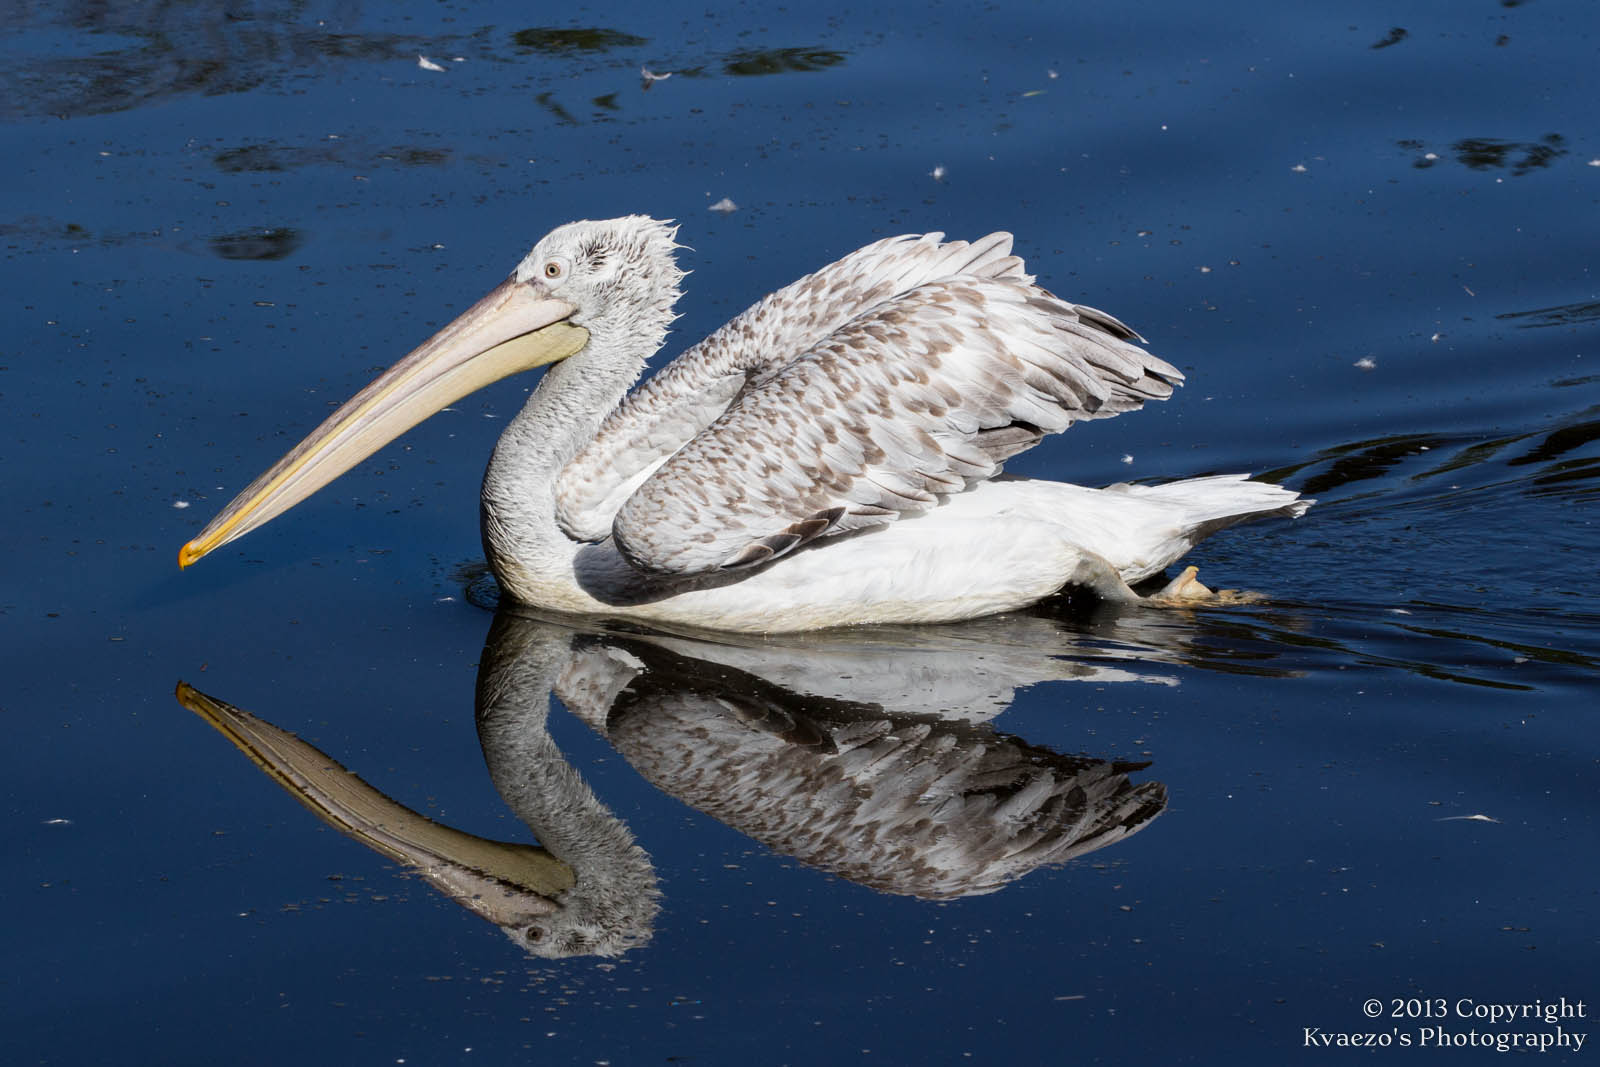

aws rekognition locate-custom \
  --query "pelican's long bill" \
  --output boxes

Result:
[179,278,588,568]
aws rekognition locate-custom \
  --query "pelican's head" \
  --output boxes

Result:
[514,215,684,356]
[177,216,683,569]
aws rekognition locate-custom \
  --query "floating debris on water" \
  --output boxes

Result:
[417,55,447,73]
[1354,356,1377,370]
[708,197,737,213]
[930,164,946,181]
[1371,27,1409,50]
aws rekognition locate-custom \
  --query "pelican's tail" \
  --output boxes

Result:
[1117,472,1309,533]
[1096,474,1311,583]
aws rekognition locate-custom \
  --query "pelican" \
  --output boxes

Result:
[180,216,1308,631]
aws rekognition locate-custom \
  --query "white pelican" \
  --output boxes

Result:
[180,216,1308,631]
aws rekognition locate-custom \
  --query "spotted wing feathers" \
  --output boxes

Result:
[611,275,1183,576]
[555,232,1026,541]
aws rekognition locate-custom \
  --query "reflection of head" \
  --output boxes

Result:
[501,873,651,960]
[476,780,659,961]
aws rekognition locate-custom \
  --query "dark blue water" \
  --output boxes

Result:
[4,1,1596,1063]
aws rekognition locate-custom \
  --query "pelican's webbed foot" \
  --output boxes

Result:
[1143,565,1263,607]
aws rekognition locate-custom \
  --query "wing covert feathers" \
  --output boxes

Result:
[556,233,1183,577]
[556,232,1026,541]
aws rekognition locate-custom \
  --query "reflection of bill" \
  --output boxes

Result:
[179,606,1170,958]
[175,682,592,954]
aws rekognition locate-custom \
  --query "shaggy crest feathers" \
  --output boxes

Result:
[515,215,686,358]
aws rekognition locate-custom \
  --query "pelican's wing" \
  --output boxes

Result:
[554,231,1029,540]
[614,273,1183,577]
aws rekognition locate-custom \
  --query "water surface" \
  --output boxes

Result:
[4,1,1596,1062]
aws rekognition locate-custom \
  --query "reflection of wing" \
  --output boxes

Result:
[564,637,1167,900]
[554,231,1181,576]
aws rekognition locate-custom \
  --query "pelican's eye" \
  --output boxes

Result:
[527,252,575,287]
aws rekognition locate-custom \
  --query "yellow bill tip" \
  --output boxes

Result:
[178,540,207,569]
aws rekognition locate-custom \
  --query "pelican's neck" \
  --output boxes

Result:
[479,331,651,588]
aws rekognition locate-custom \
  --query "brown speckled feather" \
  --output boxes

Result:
[554,231,1024,540]
[554,232,1182,577]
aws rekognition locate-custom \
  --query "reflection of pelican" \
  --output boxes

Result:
[179,217,1308,630]
[177,606,1172,956]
